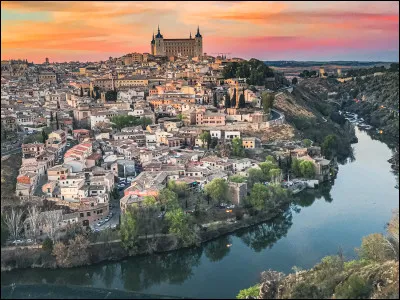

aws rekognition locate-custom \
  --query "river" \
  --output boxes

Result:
[1,128,398,299]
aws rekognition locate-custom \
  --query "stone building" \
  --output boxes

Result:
[151,26,203,57]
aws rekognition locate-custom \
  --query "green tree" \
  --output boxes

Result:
[265,155,276,164]
[199,131,211,149]
[292,77,298,85]
[87,90,90,97]
[231,88,237,108]
[213,92,218,107]
[143,196,157,207]
[224,92,231,108]
[158,188,179,210]
[259,161,276,180]
[236,285,260,299]
[110,115,142,131]
[302,139,312,147]
[229,175,247,183]
[247,168,265,188]
[299,160,316,179]
[80,86,83,97]
[50,111,54,122]
[1,215,9,246]
[292,282,322,299]
[177,113,184,121]
[167,180,188,198]
[291,158,302,177]
[166,208,196,246]
[357,233,395,262]
[91,90,94,98]
[41,130,48,143]
[322,134,339,159]
[261,92,274,114]
[334,275,371,299]
[269,168,282,183]
[210,137,218,149]
[120,210,139,250]
[238,89,246,108]
[141,117,152,129]
[248,183,270,211]
[232,137,245,157]
[55,113,59,130]
[204,178,229,205]
[42,237,54,252]
[105,90,118,101]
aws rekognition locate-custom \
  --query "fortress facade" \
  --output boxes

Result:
[151,26,203,57]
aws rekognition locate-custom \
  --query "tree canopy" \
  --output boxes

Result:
[110,115,152,131]
[261,92,274,114]
[204,178,229,205]
[222,59,275,86]
[232,137,245,157]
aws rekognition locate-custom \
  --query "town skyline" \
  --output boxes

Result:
[1,1,399,63]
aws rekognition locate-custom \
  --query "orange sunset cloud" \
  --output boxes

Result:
[1,1,398,62]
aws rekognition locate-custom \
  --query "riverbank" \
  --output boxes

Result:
[1,129,398,298]
[1,204,290,272]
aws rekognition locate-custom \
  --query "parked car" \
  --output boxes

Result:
[26,239,33,243]
[96,221,103,227]
[12,239,23,245]
[227,204,235,209]
[104,217,110,222]
[111,224,117,230]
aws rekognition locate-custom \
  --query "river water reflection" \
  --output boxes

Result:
[1,128,398,299]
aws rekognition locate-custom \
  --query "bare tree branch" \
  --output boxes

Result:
[27,205,40,243]
[4,208,23,240]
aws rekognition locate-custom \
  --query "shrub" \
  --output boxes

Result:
[357,233,394,262]
[292,282,323,299]
[236,285,260,299]
[235,210,244,221]
[334,275,371,299]
[42,237,54,252]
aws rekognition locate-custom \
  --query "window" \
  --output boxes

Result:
[87,212,91,216]
[80,212,84,217]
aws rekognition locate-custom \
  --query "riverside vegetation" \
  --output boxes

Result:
[237,209,399,299]
[1,155,297,271]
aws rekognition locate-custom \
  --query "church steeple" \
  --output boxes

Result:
[151,31,155,44]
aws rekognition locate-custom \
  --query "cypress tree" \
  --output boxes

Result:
[41,130,47,143]
[224,93,231,108]
[87,90,90,97]
[80,86,83,97]
[213,92,218,107]
[91,90,94,98]
[231,88,237,108]
[238,88,246,108]
[56,113,59,130]
[50,111,54,122]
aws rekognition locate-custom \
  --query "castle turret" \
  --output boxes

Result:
[194,26,203,57]
[151,31,155,55]
[153,25,165,56]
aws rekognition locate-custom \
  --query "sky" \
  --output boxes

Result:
[1,1,399,63]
